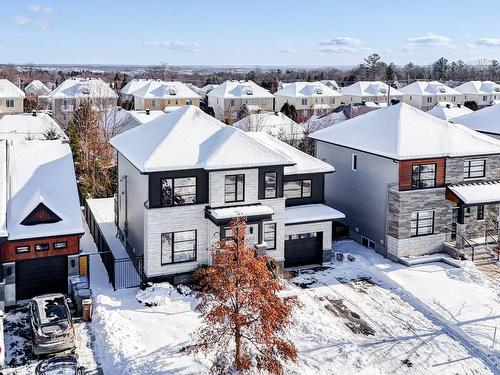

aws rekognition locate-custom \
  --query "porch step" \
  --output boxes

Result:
[473,248,497,265]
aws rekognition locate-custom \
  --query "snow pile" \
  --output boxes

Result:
[445,261,490,285]
[136,282,197,312]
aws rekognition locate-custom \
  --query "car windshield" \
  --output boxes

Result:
[41,296,68,323]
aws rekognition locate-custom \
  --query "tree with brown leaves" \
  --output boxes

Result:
[182,218,297,374]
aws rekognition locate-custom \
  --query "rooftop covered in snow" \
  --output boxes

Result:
[454,81,500,95]
[110,106,294,172]
[310,103,500,160]
[48,78,117,99]
[24,80,50,96]
[399,81,460,96]
[426,103,473,121]
[207,80,274,99]
[119,79,152,95]
[0,79,25,99]
[233,111,304,138]
[274,82,342,98]
[129,80,200,99]
[340,81,404,98]
[447,180,500,205]
[285,204,345,225]
[0,112,67,141]
[452,104,500,135]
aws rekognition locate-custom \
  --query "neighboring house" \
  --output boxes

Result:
[400,81,463,111]
[126,80,201,111]
[320,80,340,91]
[454,81,500,109]
[452,104,500,140]
[199,84,219,100]
[110,106,344,282]
[0,112,67,141]
[48,78,118,125]
[207,80,274,122]
[24,80,50,98]
[311,103,500,261]
[274,82,343,122]
[340,81,404,105]
[100,107,165,135]
[233,111,304,146]
[0,140,84,307]
[427,102,473,121]
[119,79,151,102]
[0,79,25,115]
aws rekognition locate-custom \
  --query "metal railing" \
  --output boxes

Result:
[485,228,500,261]
[446,227,476,261]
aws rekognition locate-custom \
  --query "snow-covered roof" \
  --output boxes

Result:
[0,112,67,141]
[110,106,293,172]
[427,103,473,121]
[119,79,152,95]
[448,180,500,205]
[340,81,404,98]
[454,81,500,95]
[307,110,347,132]
[275,82,342,98]
[207,80,274,99]
[310,103,500,160]
[399,81,460,96]
[201,83,218,91]
[207,205,274,220]
[246,132,334,175]
[100,107,165,135]
[320,80,340,90]
[233,112,304,138]
[48,78,117,99]
[285,204,345,225]
[7,140,84,240]
[129,81,200,100]
[452,104,500,135]
[24,80,50,95]
[0,79,25,99]
[0,140,7,237]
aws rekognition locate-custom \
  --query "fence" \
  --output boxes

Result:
[84,200,144,290]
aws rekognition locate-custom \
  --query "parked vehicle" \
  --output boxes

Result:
[29,294,75,356]
[35,355,84,374]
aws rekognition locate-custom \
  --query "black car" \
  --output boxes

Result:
[35,355,84,374]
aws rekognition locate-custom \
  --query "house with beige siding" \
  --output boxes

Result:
[0,79,25,115]
[340,81,404,106]
[274,82,343,122]
[207,80,274,122]
[454,81,500,109]
[400,81,463,111]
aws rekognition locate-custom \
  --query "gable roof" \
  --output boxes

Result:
[274,82,342,98]
[207,80,274,99]
[0,113,67,141]
[110,106,293,172]
[426,103,473,121]
[454,81,500,95]
[0,79,25,99]
[130,81,200,100]
[452,104,500,135]
[246,132,334,175]
[320,80,340,90]
[310,103,500,160]
[119,79,152,95]
[25,80,50,95]
[233,112,304,137]
[49,78,117,99]
[340,81,404,97]
[399,81,460,96]
[7,140,84,240]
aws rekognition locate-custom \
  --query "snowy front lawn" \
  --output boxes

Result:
[88,240,499,374]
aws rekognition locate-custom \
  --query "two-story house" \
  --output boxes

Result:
[207,80,275,123]
[311,103,500,261]
[24,80,50,99]
[400,81,463,111]
[454,81,500,109]
[109,106,344,282]
[274,82,343,122]
[340,81,404,106]
[0,79,25,115]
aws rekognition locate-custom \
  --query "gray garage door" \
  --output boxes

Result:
[284,232,323,268]
[16,255,68,301]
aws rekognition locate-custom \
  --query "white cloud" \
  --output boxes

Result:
[405,32,454,50]
[318,36,367,53]
[474,38,500,47]
[279,47,296,54]
[319,37,361,47]
[13,4,55,31]
[27,4,54,15]
[145,41,200,52]
[319,46,358,54]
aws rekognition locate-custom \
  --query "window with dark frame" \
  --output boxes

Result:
[16,245,29,254]
[463,159,486,179]
[264,172,277,199]
[352,154,358,171]
[410,211,435,237]
[264,223,276,250]
[35,243,49,252]
[225,174,245,203]
[160,177,197,207]
[53,241,67,250]
[412,163,436,189]
[284,180,312,199]
[161,230,197,264]
[6,99,15,108]
[477,205,485,220]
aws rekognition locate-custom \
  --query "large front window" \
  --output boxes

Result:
[264,172,277,199]
[412,163,436,189]
[410,211,435,237]
[160,177,197,206]
[464,159,486,179]
[161,230,197,264]
[284,180,311,199]
[225,174,244,203]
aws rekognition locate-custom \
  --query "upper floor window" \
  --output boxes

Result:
[284,180,311,199]
[225,174,244,203]
[463,159,486,179]
[5,99,14,108]
[412,164,436,189]
[426,97,433,103]
[161,230,197,264]
[160,177,197,206]
[264,172,277,199]
[410,210,435,237]
[483,95,488,102]
[301,98,307,106]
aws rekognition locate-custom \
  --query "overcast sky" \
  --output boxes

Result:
[1,0,500,66]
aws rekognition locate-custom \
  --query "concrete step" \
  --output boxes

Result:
[474,258,497,266]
